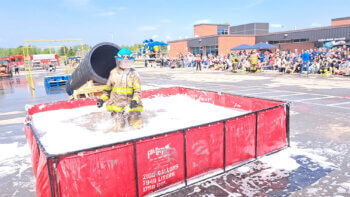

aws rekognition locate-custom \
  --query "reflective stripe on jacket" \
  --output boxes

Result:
[250,54,258,64]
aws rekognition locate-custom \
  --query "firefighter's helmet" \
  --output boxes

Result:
[116,48,134,69]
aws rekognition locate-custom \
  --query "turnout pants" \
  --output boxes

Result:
[112,111,143,132]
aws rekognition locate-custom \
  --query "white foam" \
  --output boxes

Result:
[259,144,337,173]
[237,166,250,173]
[0,142,31,178]
[32,95,247,155]
[259,148,300,172]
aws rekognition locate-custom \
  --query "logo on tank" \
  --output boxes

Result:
[147,144,175,161]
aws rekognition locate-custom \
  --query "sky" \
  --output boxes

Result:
[0,0,350,48]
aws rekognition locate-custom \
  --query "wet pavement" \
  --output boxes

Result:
[1,67,350,196]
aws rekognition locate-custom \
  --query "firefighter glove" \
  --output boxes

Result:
[96,99,104,108]
[130,100,137,109]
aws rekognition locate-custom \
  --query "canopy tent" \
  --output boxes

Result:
[146,41,169,47]
[251,42,277,50]
[231,44,252,50]
[143,39,154,44]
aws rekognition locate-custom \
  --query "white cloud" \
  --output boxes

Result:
[160,19,171,23]
[178,36,183,39]
[270,24,282,28]
[246,0,264,8]
[96,11,115,16]
[64,0,90,7]
[138,25,158,31]
[115,6,127,11]
[152,35,159,39]
[311,22,322,27]
[194,19,212,25]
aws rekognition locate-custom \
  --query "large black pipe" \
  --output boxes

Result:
[65,42,120,95]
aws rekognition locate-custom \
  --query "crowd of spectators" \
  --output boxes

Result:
[165,45,350,77]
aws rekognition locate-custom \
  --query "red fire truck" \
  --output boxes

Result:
[10,55,24,67]
[0,55,25,70]
[0,54,60,70]
[31,54,60,70]
[0,59,13,77]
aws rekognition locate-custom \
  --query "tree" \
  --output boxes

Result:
[68,47,75,57]
[41,48,51,54]
[59,46,68,57]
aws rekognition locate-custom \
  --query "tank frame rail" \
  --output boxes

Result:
[25,87,290,197]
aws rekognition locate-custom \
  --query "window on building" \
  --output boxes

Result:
[268,41,280,44]
[292,38,309,43]
[217,29,228,35]
[205,45,218,56]
[279,40,292,44]
[192,47,203,55]
[268,38,310,44]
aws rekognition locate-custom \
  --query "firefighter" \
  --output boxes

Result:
[250,50,258,72]
[96,48,143,132]
[232,53,239,73]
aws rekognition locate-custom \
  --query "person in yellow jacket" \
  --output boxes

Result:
[232,53,239,73]
[250,50,258,72]
[96,48,143,132]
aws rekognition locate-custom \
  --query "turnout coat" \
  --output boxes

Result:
[99,67,143,113]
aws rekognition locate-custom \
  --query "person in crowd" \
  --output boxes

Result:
[183,54,189,68]
[159,45,349,77]
[274,56,282,71]
[319,59,331,75]
[14,64,19,75]
[309,57,320,74]
[249,50,258,72]
[300,50,310,74]
[267,55,275,70]
[232,53,239,72]
[339,59,350,75]
[195,54,202,71]
[285,59,294,74]
[329,55,340,75]
[279,57,287,73]
[243,58,250,72]
[202,55,208,69]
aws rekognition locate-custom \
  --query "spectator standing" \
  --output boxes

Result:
[250,50,258,72]
[196,54,201,71]
[183,54,189,68]
[232,53,239,72]
[300,50,310,74]
[188,54,194,68]
[14,64,19,75]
